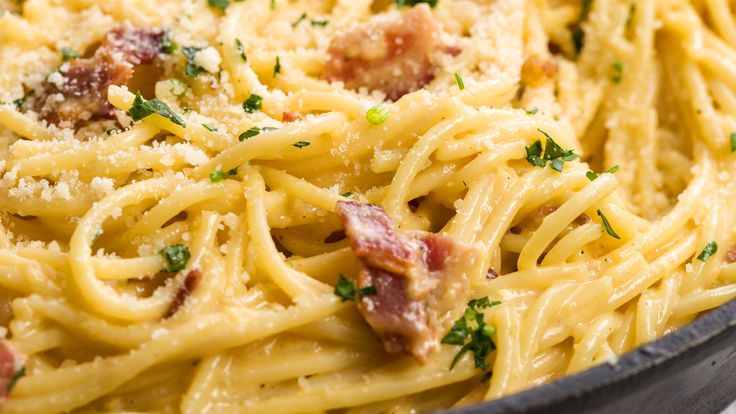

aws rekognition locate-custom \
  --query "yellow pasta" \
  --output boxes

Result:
[0,0,735,412]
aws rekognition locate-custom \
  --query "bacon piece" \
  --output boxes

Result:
[164,269,202,318]
[725,245,736,264]
[520,55,558,87]
[325,5,442,101]
[33,27,164,125]
[336,201,414,275]
[336,201,477,362]
[0,340,22,405]
[282,111,302,123]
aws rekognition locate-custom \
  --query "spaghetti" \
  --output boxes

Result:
[0,0,735,412]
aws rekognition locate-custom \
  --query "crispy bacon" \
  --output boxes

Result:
[0,340,22,405]
[164,269,202,318]
[324,5,442,101]
[33,27,164,125]
[282,111,302,123]
[336,201,477,362]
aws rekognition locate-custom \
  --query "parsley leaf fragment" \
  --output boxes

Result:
[235,38,247,62]
[242,94,263,113]
[208,0,229,10]
[586,165,619,181]
[442,297,501,377]
[395,0,439,7]
[611,60,623,84]
[61,47,81,62]
[181,46,205,78]
[7,366,25,392]
[597,209,621,239]
[525,129,579,172]
[159,244,191,273]
[127,92,186,127]
[162,31,177,54]
[292,140,310,148]
[333,274,377,302]
[454,73,465,90]
[697,241,718,262]
[209,167,238,182]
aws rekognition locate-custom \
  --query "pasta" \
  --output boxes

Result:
[0,0,735,412]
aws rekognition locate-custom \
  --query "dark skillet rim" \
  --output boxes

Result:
[448,296,736,413]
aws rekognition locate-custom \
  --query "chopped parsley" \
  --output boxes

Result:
[441,297,501,376]
[333,274,377,302]
[626,2,637,28]
[310,18,329,27]
[292,140,310,148]
[730,132,736,152]
[181,46,205,78]
[168,78,188,97]
[571,0,593,56]
[239,126,277,141]
[242,94,263,113]
[11,89,33,108]
[340,191,354,197]
[127,92,186,128]
[586,165,619,181]
[597,209,621,239]
[454,73,465,90]
[525,129,579,172]
[7,366,25,392]
[697,241,718,262]
[273,56,281,77]
[525,108,539,115]
[270,0,275,10]
[292,12,307,27]
[235,38,247,62]
[366,104,389,125]
[162,31,177,54]
[611,60,623,83]
[209,167,238,182]
[208,0,229,10]
[202,123,218,132]
[61,47,81,62]
[395,0,439,7]
[160,244,191,273]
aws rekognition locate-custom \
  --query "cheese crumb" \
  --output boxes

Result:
[194,47,222,74]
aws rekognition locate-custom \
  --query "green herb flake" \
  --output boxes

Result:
[270,0,275,10]
[310,19,329,27]
[181,46,205,78]
[61,47,81,62]
[162,31,177,54]
[242,94,263,113]
[395,0,439,7]
[525,130,579,171]
[340,191,354,197]
[597,209,621,239]
[127,92,186,127]
[208,0,229,10]
[571,0,593,56]
[7,366,25,392]
[697,241,718,262]
[730,132,736,152]
[159,244,191,272]
[442,297,501,375]
[525,108,539,115]
[202,123,218,132]
[209,170,229,182]
[366,104,389,125]
[626,2,637,28]
[292,12,307,27]
[273,56,282,77]
[586,165,620,181]
[333,274,376,302]
[239,126,261,141]
[235,38,247,62]
[611,60,623,84]
[292,140,310,148]
[454,73,465,90]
